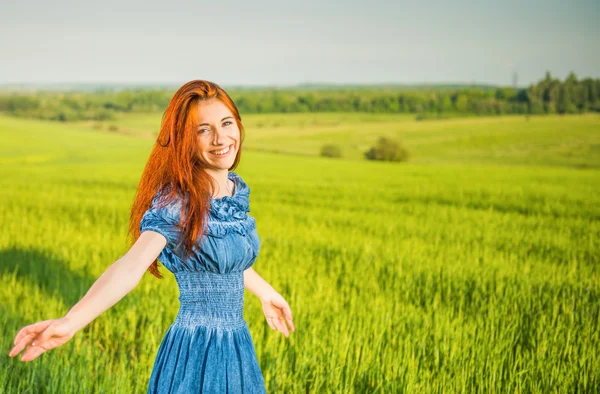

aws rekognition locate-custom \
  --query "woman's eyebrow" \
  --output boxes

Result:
[199,116,234,126]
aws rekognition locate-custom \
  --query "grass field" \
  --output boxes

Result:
[1,113,599,393]
[81,112,600,168]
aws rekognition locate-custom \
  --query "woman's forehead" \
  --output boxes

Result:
[196,99,233,122]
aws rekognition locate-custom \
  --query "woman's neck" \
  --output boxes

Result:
[206,169,233,198]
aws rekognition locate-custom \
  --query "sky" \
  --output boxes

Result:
[1,0,599,87]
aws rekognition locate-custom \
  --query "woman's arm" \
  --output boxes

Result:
[244,267,296,337]
[243,267,277,301]
[9,231,167,361]
[63,231,167,332]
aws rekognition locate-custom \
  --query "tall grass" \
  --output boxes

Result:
[1,114,599,393]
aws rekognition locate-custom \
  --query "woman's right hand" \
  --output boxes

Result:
[8,317,78,362]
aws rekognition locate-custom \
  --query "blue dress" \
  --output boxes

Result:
[139,171,267,394]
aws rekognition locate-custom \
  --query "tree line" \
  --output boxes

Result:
[0,72,598,122]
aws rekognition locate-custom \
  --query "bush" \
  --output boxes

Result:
[320,143,343,158]
[364,137,409,162]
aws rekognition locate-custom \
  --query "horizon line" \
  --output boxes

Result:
[0,80,528,90]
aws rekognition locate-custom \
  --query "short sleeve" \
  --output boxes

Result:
[139,193,182,249]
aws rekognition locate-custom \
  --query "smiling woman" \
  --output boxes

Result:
[195,101,240,178]
[8,80,295,394]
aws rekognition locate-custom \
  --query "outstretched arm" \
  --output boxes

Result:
[9,231,167,362]
[244,267,296,337]
[62,231,167,332]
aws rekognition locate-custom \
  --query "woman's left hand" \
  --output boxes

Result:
[260,292,295,338]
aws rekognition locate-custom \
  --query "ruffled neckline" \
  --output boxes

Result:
[209,171,250,221]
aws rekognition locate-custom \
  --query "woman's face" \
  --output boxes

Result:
[194,99,240,170]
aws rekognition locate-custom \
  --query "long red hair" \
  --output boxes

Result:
[127,80,245,279]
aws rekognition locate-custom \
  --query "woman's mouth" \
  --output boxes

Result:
[210,144,233,157]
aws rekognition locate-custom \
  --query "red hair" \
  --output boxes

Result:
[127,80,245,279]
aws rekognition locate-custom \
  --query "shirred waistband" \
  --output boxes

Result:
[172,271,245,329]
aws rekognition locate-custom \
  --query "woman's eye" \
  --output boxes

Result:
[223,121,233,127]
[198,128,209,133]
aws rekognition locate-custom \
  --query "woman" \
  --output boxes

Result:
[8,80,295,393]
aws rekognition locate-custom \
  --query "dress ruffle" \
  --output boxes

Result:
[209,171,250,220]
[205,171,256,239]
[140,171,257,242]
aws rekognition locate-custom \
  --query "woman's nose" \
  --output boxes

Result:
[212,126,226,145]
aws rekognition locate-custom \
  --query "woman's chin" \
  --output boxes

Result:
[207,159,236,170]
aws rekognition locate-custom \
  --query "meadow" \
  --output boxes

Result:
[82,112,600,168]
[1,113,599,393]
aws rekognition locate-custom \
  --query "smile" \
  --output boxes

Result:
[210,144,233,156]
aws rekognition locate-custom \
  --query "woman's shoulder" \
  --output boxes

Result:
[150,172,252,221]
[150,185,185,221]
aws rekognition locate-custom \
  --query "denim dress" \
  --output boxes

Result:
[140,171,267,394]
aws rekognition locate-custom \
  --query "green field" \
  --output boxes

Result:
[80,112,600,168]
[1,113,599,393]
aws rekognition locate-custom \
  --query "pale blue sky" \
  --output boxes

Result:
[1,0,598,86]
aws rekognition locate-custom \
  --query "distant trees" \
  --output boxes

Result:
[0,72,599,122]
[0,89,172,122]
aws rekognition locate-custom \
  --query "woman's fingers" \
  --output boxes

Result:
[266,317,277,331]
[273,315,290,337]
[282,305,295,332]
[262,297,295,337]
[9,318,72,361]
[19,343,48,362]
[32,324,58,348]
[266,315,289,336]
[9,321,52,358]
[282,304,293,322]
[13,320,52,347]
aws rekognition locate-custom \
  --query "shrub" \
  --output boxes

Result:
[364,137,409,162]
[320,143,343,158]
